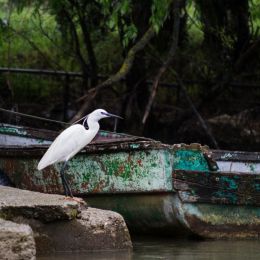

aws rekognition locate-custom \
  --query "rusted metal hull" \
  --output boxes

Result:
[1,124,260,238]
[0,148,173,195]
[173,195,260,239]
[172,146,260,238]
[85,194,260,239]
[85,193,190,235]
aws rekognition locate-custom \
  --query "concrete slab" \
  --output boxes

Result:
[0,186,83,222]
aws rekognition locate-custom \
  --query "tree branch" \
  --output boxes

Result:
[69,0,98,85]
[63,8,90,77]
[176,76,219,149]
[142,0,181,124]
[77,26,155,102]
[78,15,98,85]
[234,36,260,72]
[70,26,155,123]
[197,36,260,111]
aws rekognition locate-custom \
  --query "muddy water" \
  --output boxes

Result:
[38,237,260,260]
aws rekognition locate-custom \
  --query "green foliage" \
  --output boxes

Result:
[94,33,123,74]
[0,0,260,118]
[250,0,260,36]
[0,4,59,68]
[98,0,137,47]
[185,1,203,44]
[150,0,172,33]
[98,0,172,46]
[122,24,137,47]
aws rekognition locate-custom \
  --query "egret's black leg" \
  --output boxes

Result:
[60,161,73,197]
[63,176,73,198]
[60,162,68,196]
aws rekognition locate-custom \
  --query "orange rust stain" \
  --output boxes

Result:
[127,154,132,163]
[42,170,50,179]
[81,182,89,190]
[46,184,62,193]
[92,180,105,193]
[118,165,125,174]
[3,159,15,175]
[137,159,142,166]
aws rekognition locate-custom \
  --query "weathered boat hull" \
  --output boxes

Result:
[0,145,173,195]
[86,194,260,239]
[174,197,260,239]
[1,123,260,239]
[85,193,189,235]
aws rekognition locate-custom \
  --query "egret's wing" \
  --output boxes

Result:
[37,125,87,170]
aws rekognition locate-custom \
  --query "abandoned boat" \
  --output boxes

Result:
[0,123,260,239]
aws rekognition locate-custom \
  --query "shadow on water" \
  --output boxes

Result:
[38,237,260,260]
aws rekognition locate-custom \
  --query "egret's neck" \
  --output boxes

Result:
[87,117,100,132]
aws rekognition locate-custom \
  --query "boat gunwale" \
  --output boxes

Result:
[212,149,260,162]
[0,123,152,143]
[0,140,171,157]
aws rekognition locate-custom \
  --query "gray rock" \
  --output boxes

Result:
[0,186,132,255]
[0,218,36,260]
[14,207,132,255]
[0,186,83,222]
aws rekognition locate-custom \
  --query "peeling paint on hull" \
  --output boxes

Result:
[0,149,172,194]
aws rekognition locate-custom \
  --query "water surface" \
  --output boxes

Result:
[38,238,260,260]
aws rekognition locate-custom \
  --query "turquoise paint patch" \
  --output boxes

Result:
[173,150,209,171]
[99,131,109,137]
[255,183,260,192]
[0,126,27,136]
[220,176,238,190]
[130,144,140,149]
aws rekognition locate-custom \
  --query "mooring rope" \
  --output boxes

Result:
[0,107,70,126]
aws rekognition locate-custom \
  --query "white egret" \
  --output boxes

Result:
[37,109,122,197]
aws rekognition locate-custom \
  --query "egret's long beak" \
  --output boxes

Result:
[104,112,123,119]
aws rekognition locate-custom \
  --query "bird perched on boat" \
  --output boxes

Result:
[37,109,122,197]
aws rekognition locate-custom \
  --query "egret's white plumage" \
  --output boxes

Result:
[37,109,121,171]
[37,124,97,170]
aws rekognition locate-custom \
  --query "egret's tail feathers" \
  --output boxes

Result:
[37,158,54,171]
[37,160,46,171]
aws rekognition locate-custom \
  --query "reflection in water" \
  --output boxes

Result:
[38,237,260,260]
[133,238,260,260]
[38,250,132,260]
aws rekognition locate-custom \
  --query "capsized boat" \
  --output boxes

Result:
[0,123,260,238]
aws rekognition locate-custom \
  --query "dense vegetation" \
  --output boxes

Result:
[0,0,260,150]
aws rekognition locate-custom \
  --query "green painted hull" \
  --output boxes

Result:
[1,124,260,238]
